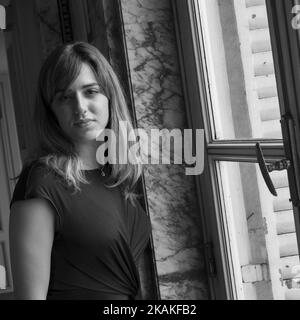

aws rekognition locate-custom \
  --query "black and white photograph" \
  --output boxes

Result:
[0,0,300,305]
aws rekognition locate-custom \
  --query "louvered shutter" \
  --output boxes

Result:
[235,0,300,299]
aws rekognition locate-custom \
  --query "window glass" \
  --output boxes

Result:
[217,161,300,299]
[197,0,282,140]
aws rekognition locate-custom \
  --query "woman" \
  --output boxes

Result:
[9,42,152,300]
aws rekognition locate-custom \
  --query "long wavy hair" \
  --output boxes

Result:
[30,42,142,205]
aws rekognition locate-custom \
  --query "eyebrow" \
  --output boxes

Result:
[81,83,100,89]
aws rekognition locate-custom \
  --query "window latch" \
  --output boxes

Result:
[255,143,290,197]
[265,159,290,172]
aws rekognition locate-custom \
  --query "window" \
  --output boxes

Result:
[198,0,281,140]
[174,0,300,299]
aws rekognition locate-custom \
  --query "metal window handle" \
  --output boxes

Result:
[255,143,290,197]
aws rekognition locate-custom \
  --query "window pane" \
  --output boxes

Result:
[197,0,282,140]
[217,161,300,299]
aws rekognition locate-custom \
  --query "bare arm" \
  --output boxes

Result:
[9,199,56,300]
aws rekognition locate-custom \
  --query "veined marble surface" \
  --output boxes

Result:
[120,0,209,299]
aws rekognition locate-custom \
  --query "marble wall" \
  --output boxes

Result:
[120,0,209,299]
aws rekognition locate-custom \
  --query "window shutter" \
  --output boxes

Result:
[235,0,300,299]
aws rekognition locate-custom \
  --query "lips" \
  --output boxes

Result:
[73,119,95,127]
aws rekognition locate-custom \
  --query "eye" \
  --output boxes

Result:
[85,88,100,96]
[62,94,71,100]
[57,92,72,102]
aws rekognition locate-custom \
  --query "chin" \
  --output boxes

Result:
[69,125,108,143]
[72,131,100,143]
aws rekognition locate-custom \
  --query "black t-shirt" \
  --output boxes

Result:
[10,161,152,300]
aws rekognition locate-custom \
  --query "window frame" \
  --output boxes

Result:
[172,0,300,299]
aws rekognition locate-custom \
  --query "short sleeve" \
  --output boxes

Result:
[10,162,63,232]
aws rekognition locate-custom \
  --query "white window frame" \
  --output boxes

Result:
[172,0,300,299]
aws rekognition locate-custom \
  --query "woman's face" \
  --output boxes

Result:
[51,62,109,145]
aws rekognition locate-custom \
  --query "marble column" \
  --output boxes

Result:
[120,0,209,299]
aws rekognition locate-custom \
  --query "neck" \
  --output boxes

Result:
[75,140,102,170]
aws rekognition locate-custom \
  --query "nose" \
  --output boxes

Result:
[74,93,88,117]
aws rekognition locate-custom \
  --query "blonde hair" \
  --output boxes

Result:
[32,42,142,205]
